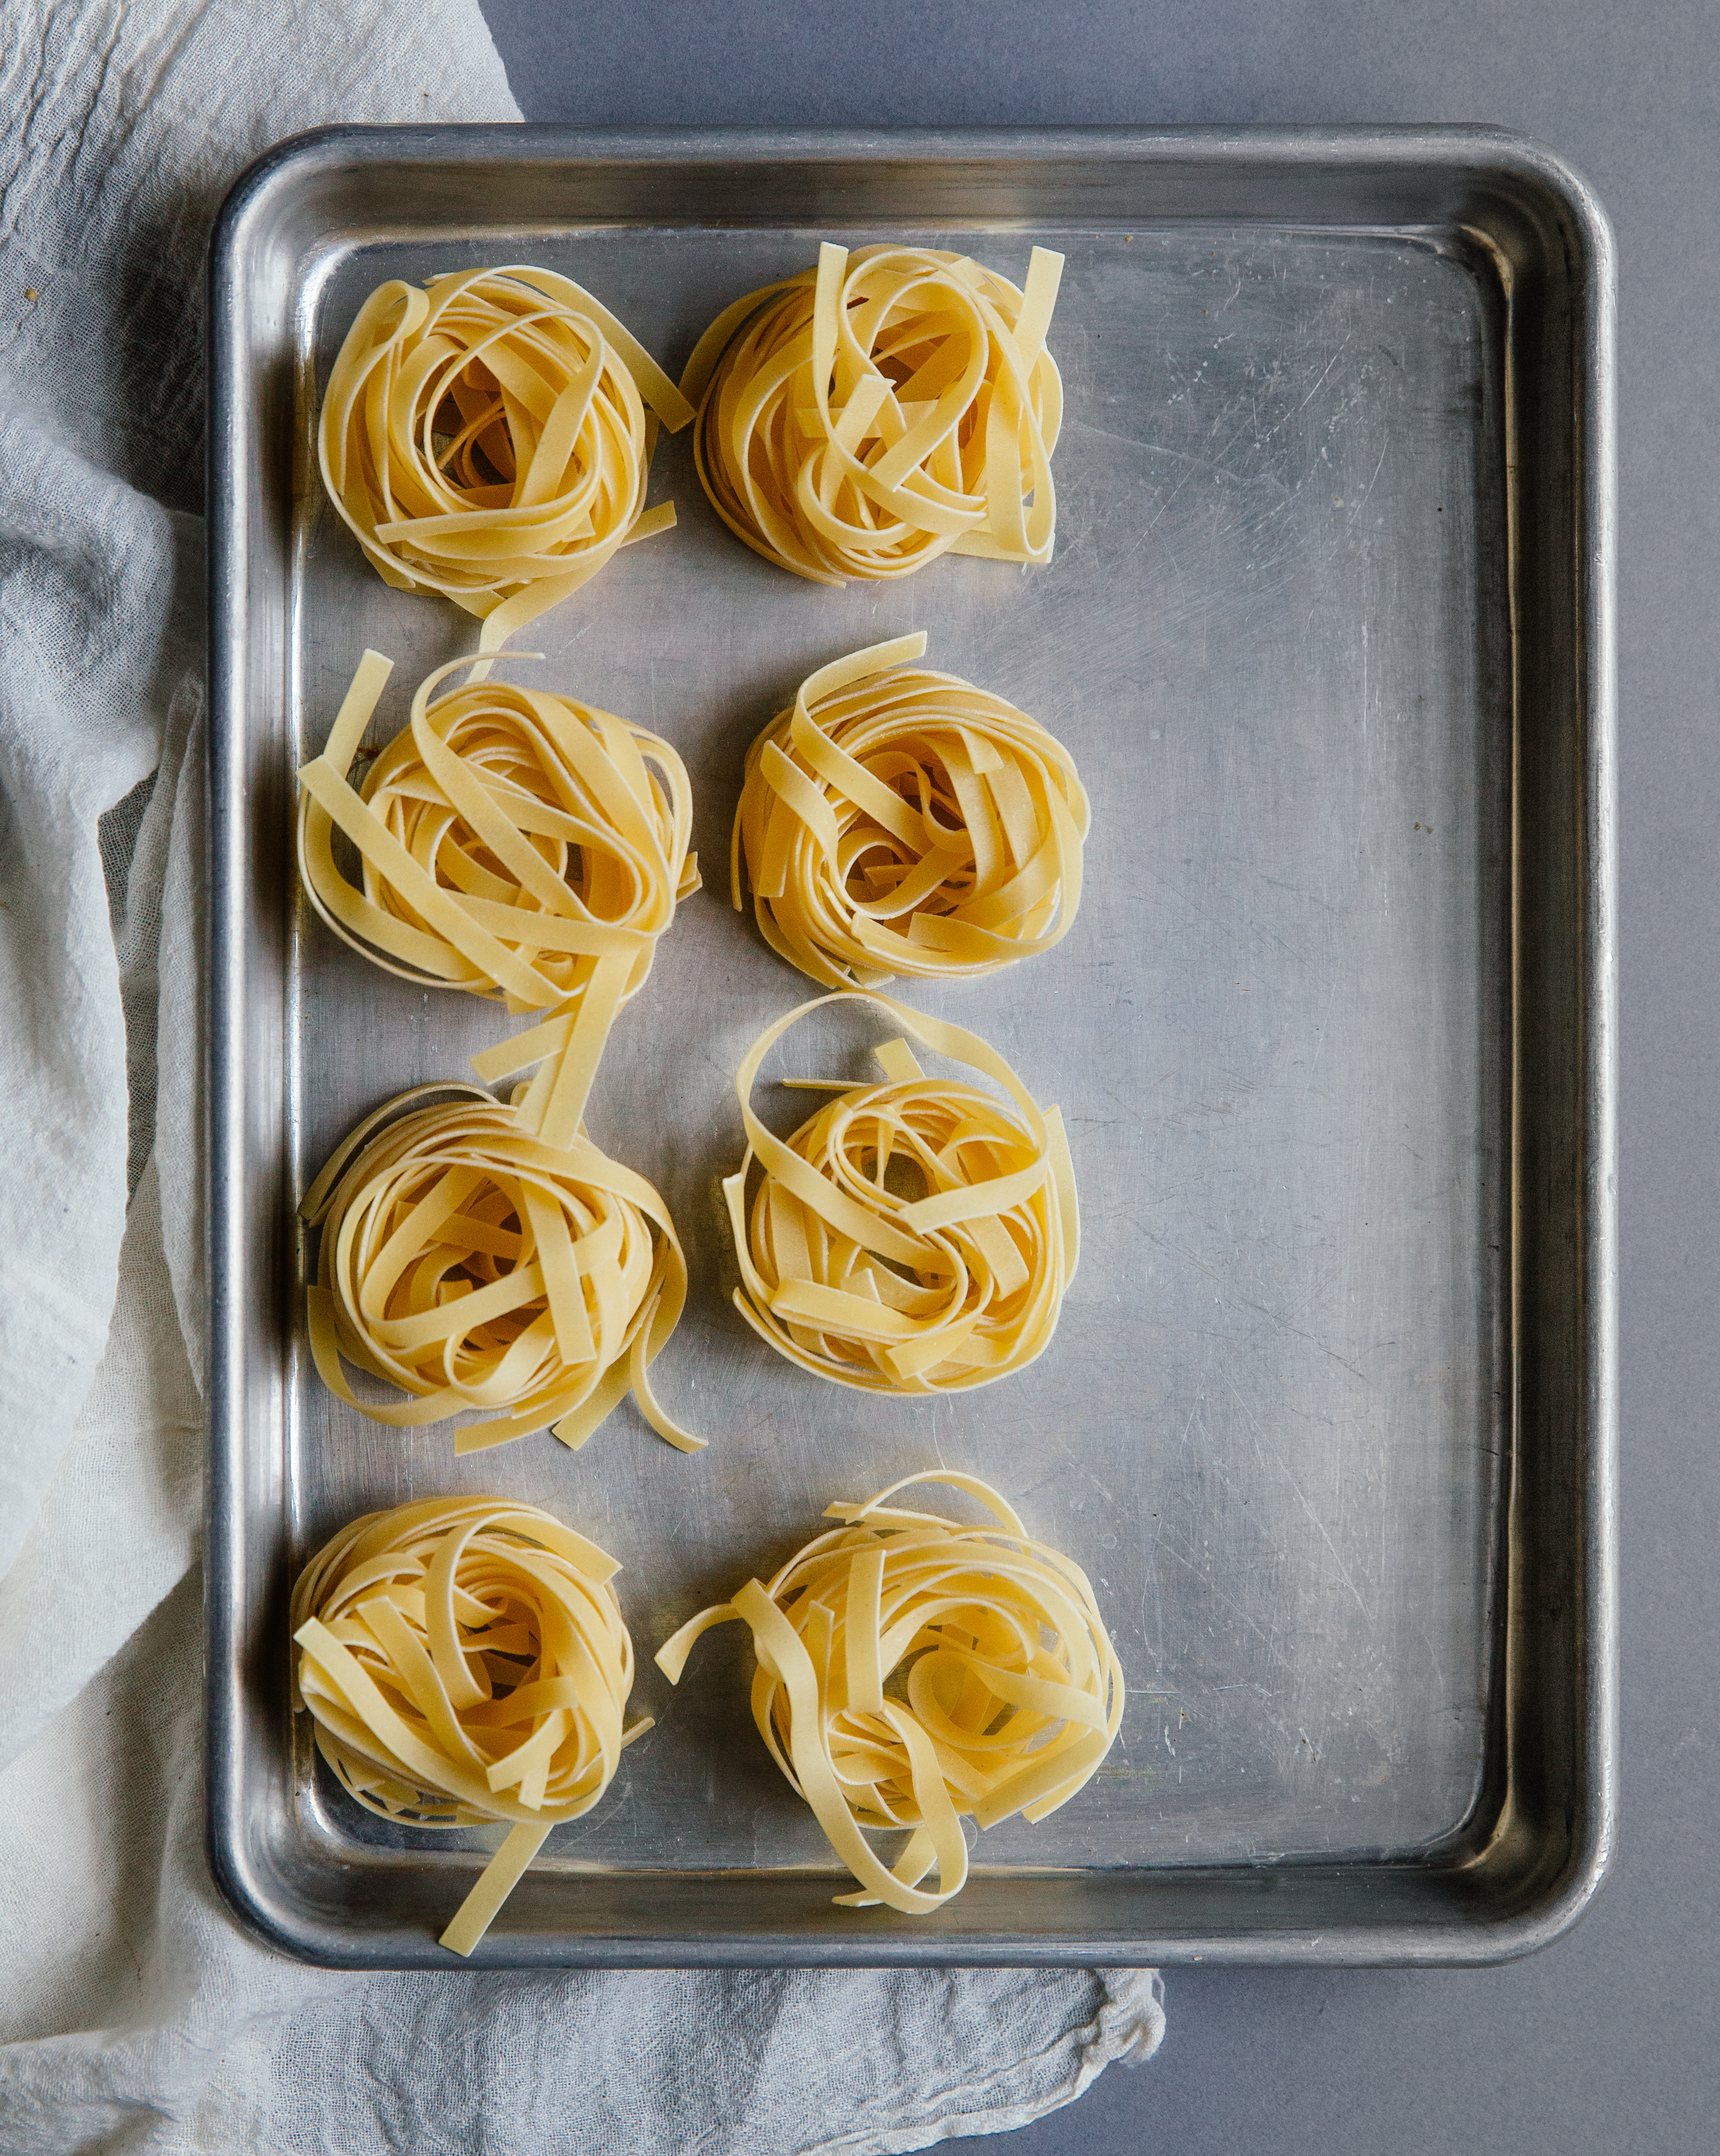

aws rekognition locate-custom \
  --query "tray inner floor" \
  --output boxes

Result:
[286,220,1511,1876]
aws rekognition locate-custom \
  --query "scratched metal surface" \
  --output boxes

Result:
[280,213,1510,1885]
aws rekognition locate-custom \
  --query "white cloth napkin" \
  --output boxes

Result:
[0,2,1165,2147]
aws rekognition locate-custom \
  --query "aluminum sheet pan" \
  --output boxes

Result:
[208,127,1617,1967]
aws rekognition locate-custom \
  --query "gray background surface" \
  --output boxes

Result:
[465,3,1714,2147]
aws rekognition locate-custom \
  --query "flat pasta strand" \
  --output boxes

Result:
[300,1083,700,1456]
[655,1470,1124,1914]
[296,650,699,1149]
[318,265,694,647]
[722,991,1079,1394]
[290,1495,649,1954]
[681,243,1064,586]
[732,632,1089,988]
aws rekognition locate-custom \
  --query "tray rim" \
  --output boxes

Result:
[205,121,1618,1969]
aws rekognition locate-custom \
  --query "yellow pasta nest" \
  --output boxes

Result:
[300,1084,699,1456]
[292,1495,648,1955]
[656,1471,1124,1914]
[297,649,698,1150]
[732,632,1088,988]
[724,992,1078,1393]
[318,265,694,647]
[681,242,1064,586]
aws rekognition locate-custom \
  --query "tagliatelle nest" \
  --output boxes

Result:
[732,632,1088,988]
[656,1471,1124,1914]
[681,243,1064,586]
[300,1084,699,1456]
[723,992,1078,1394]
[297,649,698,1150]
[291,1495,648,1955]
[318,265,693,647]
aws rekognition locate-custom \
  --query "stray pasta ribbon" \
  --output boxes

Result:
[297,648,699,1151]
[723,991,1078,1393]
[300,1083,700,1456]
[732,632,1089,988]
[656,1470,1125,1914]
[680,242,1064,586]
[291,1495,649,1955]
[318,265,695,647]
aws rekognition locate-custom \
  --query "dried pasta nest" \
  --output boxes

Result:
[297,649,698,1150]
[656,1471,1124,1914]
[723,992,1078,1394]
[300,1084,699,1456]
[732,633,1088,988]
[292,1495,648,1955]
[681,243,1064,586]
[318,265,693,647]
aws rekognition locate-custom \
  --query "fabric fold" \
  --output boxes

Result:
[0,420,175,1579]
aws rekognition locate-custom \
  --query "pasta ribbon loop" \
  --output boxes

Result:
[291,1495,649,1954]
[318,265,694,646]
[655,1470,1124,1914]
[723,992,1079,1393]
[297,648,699,1149]
[733,633,1089,988]
[681,243,1065,586]
[300,1083,701,1456]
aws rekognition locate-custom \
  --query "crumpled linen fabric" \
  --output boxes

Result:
[0,2,1166,2148]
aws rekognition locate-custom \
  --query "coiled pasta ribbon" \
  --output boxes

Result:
[301,1084,700,1455]
[297,650,698,1151]
[733,633,1088,988]
[291,1495,648,1955]
[724,993,1078,1393]
[656,1470,1123,1914]
[319,265,694,647]
[681,242,1063,586]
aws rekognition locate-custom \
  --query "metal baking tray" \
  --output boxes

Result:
[207,126,1616,1967]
